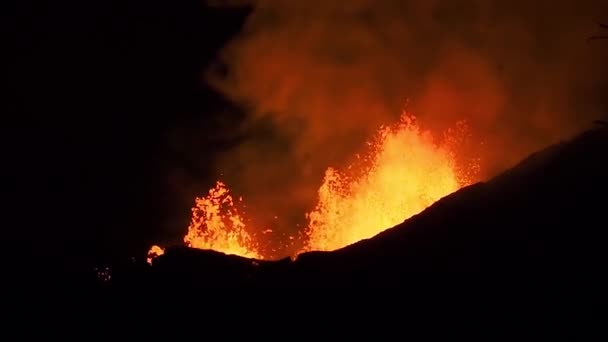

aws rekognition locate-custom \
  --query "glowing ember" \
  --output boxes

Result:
[303,114,461,251]
[148,112,477,260]
[147,245,165,264]
[184,181,261,259]
[94,266,112,282]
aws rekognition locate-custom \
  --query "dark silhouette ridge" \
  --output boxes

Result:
[135,124,607,286]
[60,124,607,339]
[77,123,604,292]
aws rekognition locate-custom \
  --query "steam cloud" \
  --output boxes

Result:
[196,0,608,249]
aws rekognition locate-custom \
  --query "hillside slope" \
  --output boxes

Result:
[72,124,608,338]
[143,125,607,289]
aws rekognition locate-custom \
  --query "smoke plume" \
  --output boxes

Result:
[201,0,608,245]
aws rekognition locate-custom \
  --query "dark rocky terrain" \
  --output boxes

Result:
[45,124,607,339]
[142,124,608,287]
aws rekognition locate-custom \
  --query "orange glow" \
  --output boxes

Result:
[303,114,462,251]
[147,245,165,265]
[184,181,261,259]
[148,112,477,260]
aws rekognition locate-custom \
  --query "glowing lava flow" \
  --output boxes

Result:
[147,245,165,264]
[147,113,476,263]
[303,115,461,251]
[184,181,262,259]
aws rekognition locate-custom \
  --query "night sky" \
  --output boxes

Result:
[8,1,607,273]
[9,1,252,270]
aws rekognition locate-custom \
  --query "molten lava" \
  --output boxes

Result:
[147,245,165,265]
[148,112,477,262]
[184,181,262,259]
[303,115,461,251]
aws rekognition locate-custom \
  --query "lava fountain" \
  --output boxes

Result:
[184,181,261,259]
[148,112,477,263]
[303,114,465,252]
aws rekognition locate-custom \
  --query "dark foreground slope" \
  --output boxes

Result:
[70,125,607,338]
[141,124,608,288]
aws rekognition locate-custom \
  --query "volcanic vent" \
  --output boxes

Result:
[149,112,479,262]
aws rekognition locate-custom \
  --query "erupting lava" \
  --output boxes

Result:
[147,245,165,264]
[184,182,261,259]
[303,115,462,251]
[148,113,477,263]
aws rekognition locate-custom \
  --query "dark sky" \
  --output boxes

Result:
[8,1,607,271]
[8,1,252,269]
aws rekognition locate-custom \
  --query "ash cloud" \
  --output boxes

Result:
[201,0,608,244]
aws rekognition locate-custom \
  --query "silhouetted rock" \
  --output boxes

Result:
[148,246,263,288]
[142,125,607,290]
[87,125,607,338]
